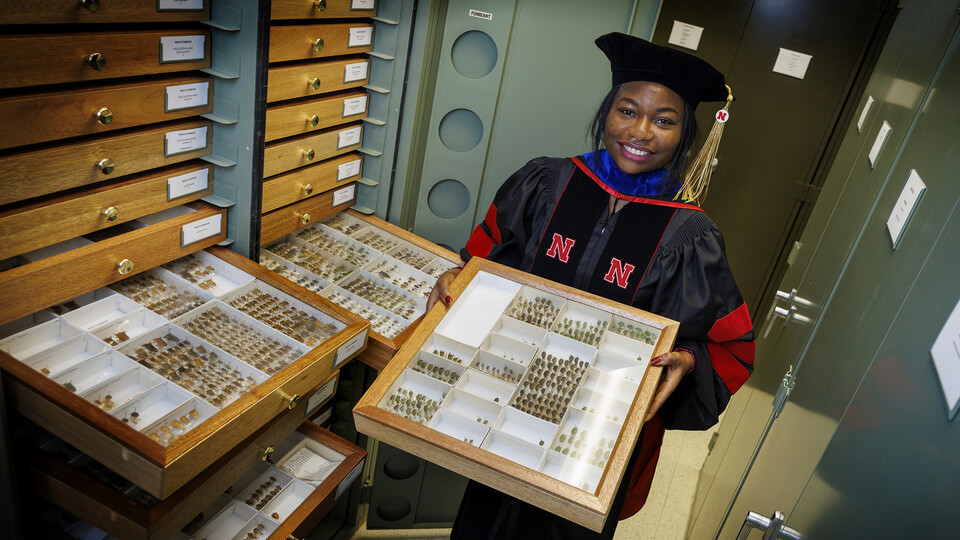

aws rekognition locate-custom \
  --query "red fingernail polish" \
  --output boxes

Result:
[651,357,661,365]
[445,296,452,304]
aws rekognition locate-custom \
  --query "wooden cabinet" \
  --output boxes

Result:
[266,56,370,103]
[270,0,378,20]
[269,23,375,63]
[265,90,369,141]
[262,153,363,213]
[0,0,210,25]
[263,122,363,178]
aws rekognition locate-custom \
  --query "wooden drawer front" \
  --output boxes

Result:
[271,0,377,20]
[262,153,363,213]
[0,0,210,25]
[269,23,375,63]
[0,30,212,90]
[265,90,368,142]
[260,183,357,244]
[0,202,227,326]
[267,57,370,103]
[0,120,213,206]
[0,76,214,151]
[263,123,363,178]
[0,163,214,261]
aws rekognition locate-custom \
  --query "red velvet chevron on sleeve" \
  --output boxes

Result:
[706,302,755,394]
[464,203,500,259]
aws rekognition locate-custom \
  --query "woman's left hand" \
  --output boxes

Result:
[644,350,695,422]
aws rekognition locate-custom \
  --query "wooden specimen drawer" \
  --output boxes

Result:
[0,30,211,90]
[262,153,363,213]
[267,56,370,103]
[271,0,377,20]
[263,123,362,178]
[269,23,375,63]
[0,75,214,151]
[0,0,210,25]
[0,246,370,499]
[0,201,227,326]
[0,162,215,261]
[260,183,358,245]
[265,90,368,142]
[0,119,213,206]
[354,257,678,532]
[25,376,362,540]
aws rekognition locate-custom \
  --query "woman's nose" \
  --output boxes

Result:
[629,118,654,141]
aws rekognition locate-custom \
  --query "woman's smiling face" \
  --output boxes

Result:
[603,81,686,175]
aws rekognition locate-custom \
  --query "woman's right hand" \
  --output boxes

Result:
[426,267,462,311]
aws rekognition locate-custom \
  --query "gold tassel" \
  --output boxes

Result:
[678,85,734,205]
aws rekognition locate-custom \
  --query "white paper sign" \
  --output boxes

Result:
[280,447,335,487]
[344,61,369,83]
[351,0,375,9]
[337,158,362,181]
[336,459,365,499]
[773,48,813,80]
[857,95,874,133]
[342,96,368,117]
[932,296,960,420]
[338,126,362,149]
[885,169,925,248]
[668,21,703,51]
[335,329,367,365]
[165,82,209,112]
[164,126,208,156]
[468,9,493,20]
[333,184,356,207]
[348,27,373,47]
[868,120,892,168]
[158,0,204,10]
[160,35,205,63]
[167,168,209,201]
[306,376,338,415]
[181,214,222,246]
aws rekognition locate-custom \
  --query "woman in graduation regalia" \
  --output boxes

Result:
[428,32,756,539]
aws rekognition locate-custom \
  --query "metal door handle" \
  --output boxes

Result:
[737,510,802,540]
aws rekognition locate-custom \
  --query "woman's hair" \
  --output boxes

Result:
[588,84,699,192]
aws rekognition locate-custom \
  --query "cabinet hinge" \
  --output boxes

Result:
[791,181,822,204]
[772,365,796,418]
[708,431,719,452]
[360,483,374,505]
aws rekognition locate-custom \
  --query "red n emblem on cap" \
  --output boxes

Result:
[545,233,576,263]
[603,258,636,289]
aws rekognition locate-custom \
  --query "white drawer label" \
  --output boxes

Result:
[181,214,222,246]
[158,0,204,10]
[348,27,373,47]
[337,126,362,149]
[335,328,367,366]
[164,126,208,156]
[333,184,357,208]
[167,167,210,201]
[160,35,205,63]
[165,81,209,112]
[351,0,375,9]
[342,95,368,117]
[306,375,339,416]
[343,61,369,83]
[336,458,365,499]
[337,158,362,181]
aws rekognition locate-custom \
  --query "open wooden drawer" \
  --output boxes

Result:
[354,257,678,532]
[24,379,366,540]
[0,245,370,500]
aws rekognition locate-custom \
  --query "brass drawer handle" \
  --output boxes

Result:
[307,114,319,127]
[315,0,327,12]
[314,38,325,52]
[80,0,100,13]
[302,183,314,196]
[96,107,113,125]
[310,77,321,90]
[102,206,119,222]
[303,148,315,160]
[97,158,114,175]
[87,52,106,71]
[279,390,303,410]
[260,445,275,462]
[117,258,134,275]
[296,212,311,225]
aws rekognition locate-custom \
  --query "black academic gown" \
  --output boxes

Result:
[451,156,755,540]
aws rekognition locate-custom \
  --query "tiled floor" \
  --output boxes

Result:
[350,424,718,540]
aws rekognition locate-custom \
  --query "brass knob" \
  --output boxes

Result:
[279,390,302,410]
[296,213,311,225]
[314,38,325,52]
[117,259,134,275]
[97,158,114,175]
[315,0,327,12]
[307,114,319,127]
[311,77,321,90]
[261,445,275,462]
[87,52,105,71]
[302,183,314,195]
[303,148,315,160]
[80,0,100,13]
[102,206,119,222]
[96,107,113,125]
